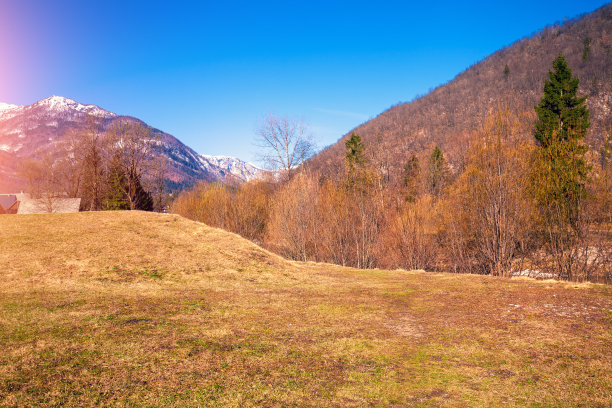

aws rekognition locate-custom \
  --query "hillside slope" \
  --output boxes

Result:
[0,96,262,192]
[308,4,612,176]
[0,211,610,406]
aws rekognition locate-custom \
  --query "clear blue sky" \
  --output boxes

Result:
[1,0,608,163]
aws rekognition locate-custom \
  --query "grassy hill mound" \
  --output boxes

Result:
[0,211,287,282]
[0,212,610,406]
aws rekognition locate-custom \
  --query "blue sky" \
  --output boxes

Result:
[1,0,609,163]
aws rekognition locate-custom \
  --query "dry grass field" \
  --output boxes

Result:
[0,211,610,407]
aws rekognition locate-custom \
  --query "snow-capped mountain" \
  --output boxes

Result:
[0,103,23,122]
[0,103,20,112]
[0,96,262,192]
[198,155,262,182]
[33,95,118,119]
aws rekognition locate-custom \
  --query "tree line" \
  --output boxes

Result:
[21,118,167,212]
[173,55,610,283]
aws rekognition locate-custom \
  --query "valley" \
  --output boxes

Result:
[1,3,611,406]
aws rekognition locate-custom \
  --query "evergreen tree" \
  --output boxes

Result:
[503,64,510,80]
[427,146,448,196]
[345,133,365,170]
[105,163,130,210]
[534,54,590,148]
[532,54,590,229]
[402,154,420,202]
[582,37,592,62]
[105,161,153,211]
[531,54,591,279]
[345,133,366,187]
[133,176,154,211]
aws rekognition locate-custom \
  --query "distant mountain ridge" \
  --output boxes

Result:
[0,96,262,192]
[307,4,612,177]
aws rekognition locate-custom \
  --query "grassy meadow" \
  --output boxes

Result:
[0,211,610,407]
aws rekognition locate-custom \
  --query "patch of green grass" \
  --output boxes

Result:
[141,268,164,279]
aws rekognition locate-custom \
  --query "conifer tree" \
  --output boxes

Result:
[534,54,590,149]
[345,133,365,169]
[531,54,591,279]
[582,37,592,62]
[105,163,130,210]
[427,146,448,196]
[402,154,420,202]
[343,134,380,268]
[532,54,590,229]
[345,133,366,187]
[105,160,153,211]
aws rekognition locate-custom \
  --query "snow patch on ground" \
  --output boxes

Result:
[512,269,555,279]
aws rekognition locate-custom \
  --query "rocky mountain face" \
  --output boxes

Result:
[0,96,261,192]
[197,155,262,183]
[307,4,612,177]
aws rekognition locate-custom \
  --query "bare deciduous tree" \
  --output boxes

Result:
[107,120,158,210]
[20,155,59,212]
[144,154,168,212]
[69,116,108,210]
[266,172,319,261]
[465,104,532,276]
[256,115,315,180]
[384,196,438,271]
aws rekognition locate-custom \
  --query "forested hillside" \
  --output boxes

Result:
[173,6,611,283]
[308,4,612,178]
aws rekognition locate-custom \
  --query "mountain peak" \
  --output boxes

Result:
[198,154,262,181]
[0,102,21,112]
[33,95,117,119]
[41,95,76,103]
[0,95,263,191]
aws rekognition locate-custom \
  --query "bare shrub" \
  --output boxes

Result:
[266,173,319,261]
[381,195,438,271]
[440,104,533,276]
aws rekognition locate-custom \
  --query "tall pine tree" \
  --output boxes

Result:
[534,54,590,149]
[531,54,591,279]
[402,154,420,202]
[427,146,448,197]
[345,133,367,188]
[532,54,590,229]
[345,133,365,171]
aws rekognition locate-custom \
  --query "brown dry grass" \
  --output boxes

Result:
[0,211,610,407]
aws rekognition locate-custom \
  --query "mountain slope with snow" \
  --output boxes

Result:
[198,155,262,182]
[0,96,261,192]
